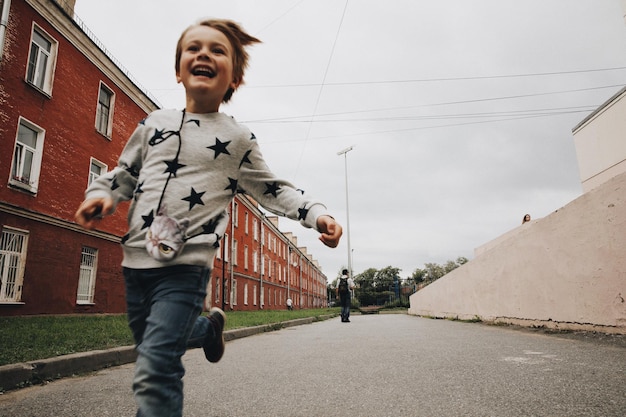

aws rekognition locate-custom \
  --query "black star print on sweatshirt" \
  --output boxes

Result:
[207,138,231,159]
[264,181,281,198]
[182,187,205,210]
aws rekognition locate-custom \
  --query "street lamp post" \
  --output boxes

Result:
[337,146,353,280]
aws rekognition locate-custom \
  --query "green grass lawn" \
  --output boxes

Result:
[0,308,338,366]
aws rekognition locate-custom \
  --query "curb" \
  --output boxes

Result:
[0,314,335,392]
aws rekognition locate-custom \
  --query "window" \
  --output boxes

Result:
[244,212,249,235]
[243,245,248,270]
[0,228,28,303]
[26,25,57,94]
[244,283,248,305]
[232,239,238,265]
[231,278,237,306]
[89,158,107,186]
[77,247,98,304]
[10,118,45,193]
[215,279,220,303]
[96,83,114,137]
[232,201,238,227]
[253,250,258,273]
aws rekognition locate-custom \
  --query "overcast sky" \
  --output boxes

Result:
[74,0,626,280]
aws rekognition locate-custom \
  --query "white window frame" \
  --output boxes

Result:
[231,278,237,306]
[9,117,45,193]
[232,201,238,227]
[77,246,98,304]
[26,24,57,95]
[95,82,115,138]
[243,245,248,270]
[244,282,248,305]
[89,158,107,187]
[0,227,28,303]
[232,239,238,266]
[253,250,258,273]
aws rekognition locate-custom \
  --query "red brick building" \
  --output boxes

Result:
[0,0,328,316]
[212,196,328,312]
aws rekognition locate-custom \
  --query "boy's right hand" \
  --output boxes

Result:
[75,198,114,230]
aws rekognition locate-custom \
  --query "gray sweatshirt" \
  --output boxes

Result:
[85,109,329,269]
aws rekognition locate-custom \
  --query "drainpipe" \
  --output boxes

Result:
[229,200,235,310]
[0,0,12,62]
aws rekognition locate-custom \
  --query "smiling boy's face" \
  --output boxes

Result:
[176,25,240,113]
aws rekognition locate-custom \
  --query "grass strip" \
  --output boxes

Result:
[0,308,338,366]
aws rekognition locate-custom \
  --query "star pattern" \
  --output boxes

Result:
[207,138,231,159]
[182,187,205,210]
[134,182,144,201]
[110,176,119,191]
[149,128,166,145]
[126,113,313,249]
[264,181,280,198]
[224,177,238,194]
[164,158,186,176]
[125,164,140,178]
[239,150,252,168]
[201,218,219,234]
[141,210,155,229]
[298,207,309,221]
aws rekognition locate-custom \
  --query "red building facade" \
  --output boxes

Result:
[212,196,328,312]
[0,0,328,316]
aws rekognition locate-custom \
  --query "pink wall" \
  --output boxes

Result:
[409,171,626,334]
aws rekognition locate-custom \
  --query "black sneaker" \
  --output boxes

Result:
[203,307,226,363]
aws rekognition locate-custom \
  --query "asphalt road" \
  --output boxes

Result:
[1,314,624,417]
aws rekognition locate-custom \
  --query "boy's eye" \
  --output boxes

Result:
[212,48,225,55]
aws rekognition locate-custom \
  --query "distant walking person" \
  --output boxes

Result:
[336,269,355,322]
[286,297,293,310]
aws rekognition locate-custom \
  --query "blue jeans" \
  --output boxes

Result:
[340,292,351,319]
[124,265,214,417]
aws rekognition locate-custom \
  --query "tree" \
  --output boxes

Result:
[409,268,426,285]
[375,266,400,289]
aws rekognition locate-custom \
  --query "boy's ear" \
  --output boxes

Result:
[230,76,241,91]
[176,72,182,83]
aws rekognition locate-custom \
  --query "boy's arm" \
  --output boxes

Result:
[75,122,148,229]
[239,140,341,239]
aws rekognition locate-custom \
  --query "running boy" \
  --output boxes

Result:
[75,18,342,417]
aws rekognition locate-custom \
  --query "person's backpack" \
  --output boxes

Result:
[338,277,349,294]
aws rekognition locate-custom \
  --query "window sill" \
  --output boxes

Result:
[95,129,112,141]
[76,302,96,306]
[8,180,38,195]
[0,302,26,306]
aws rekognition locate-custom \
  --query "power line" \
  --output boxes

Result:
[294,0,350,178]
[241,84,622,124]
[147,66,626,92]
[241,66,626,89]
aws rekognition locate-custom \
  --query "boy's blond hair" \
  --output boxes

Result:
[175,19,261,103]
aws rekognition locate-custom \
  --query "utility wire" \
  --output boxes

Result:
[241,84,623,124]
[293,0,350,178]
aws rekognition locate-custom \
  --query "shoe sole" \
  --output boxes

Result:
[204,307,226,363]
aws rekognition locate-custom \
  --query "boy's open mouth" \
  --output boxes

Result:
[191,66,215,78]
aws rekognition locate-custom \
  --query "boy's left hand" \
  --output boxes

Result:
[317,215,342,248]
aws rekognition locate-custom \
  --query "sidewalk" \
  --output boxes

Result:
[0,315,333,392]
